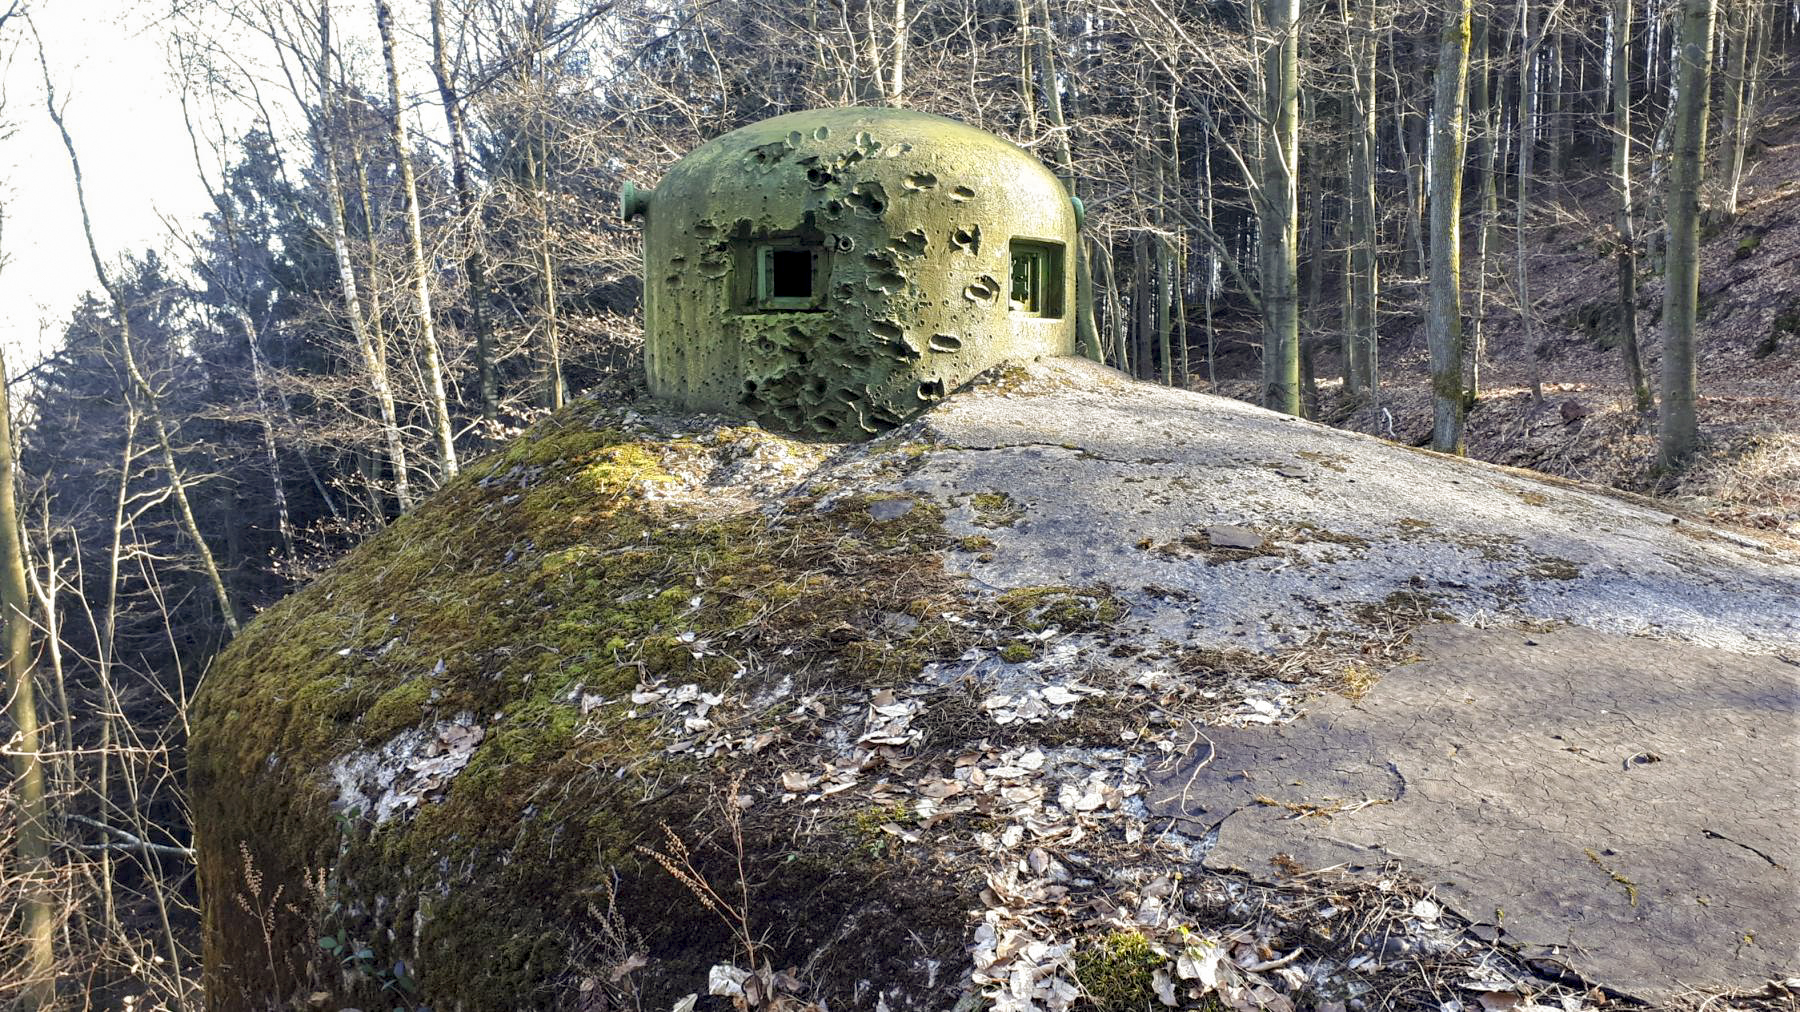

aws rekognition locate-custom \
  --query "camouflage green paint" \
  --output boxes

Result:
[625,107,1079,439]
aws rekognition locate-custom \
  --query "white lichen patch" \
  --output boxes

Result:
[329,715,484,824]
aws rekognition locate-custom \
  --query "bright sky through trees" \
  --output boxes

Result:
[0,3,210,363]
[0,0,436,368]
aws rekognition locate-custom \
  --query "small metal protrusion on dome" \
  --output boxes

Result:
[620,180,654,221]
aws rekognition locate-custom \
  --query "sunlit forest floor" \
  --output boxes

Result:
[1208,100,1800,541]
[1209,129,1800,540]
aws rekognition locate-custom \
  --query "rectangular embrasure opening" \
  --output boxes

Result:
[768,249,814,299]
[1008,240,1065,318]
[751,244,824,311]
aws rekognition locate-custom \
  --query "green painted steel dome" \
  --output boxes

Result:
[625,107,1080,438]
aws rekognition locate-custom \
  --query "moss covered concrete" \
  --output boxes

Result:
[190,357,1800,1010]
[189,401,976,1010]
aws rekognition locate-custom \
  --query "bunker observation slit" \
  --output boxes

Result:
[623,106,1083,439]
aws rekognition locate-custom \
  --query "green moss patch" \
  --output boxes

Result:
[995,585,1127,633]
[190,402,976,1010]
[971,490,1027,528]
[1073,932,1163,1010]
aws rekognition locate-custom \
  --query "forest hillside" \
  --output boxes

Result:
[1293,91,1800,533]
[0,0,1796,1007]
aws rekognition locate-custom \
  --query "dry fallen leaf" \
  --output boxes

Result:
[1153,968,1179,1006]
[608,952,648,982]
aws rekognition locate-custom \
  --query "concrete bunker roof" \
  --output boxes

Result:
[622,106,1080,220]
[674,106,1061,189]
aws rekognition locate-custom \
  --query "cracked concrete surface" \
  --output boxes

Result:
[1146,624,1799,1000]
[852,358,1800,998]
[886,358,1800,656]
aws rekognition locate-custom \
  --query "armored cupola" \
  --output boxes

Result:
[623,107,1080,438]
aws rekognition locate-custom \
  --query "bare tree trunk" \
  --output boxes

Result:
[1429,0,1473,454]
[1468,13,1499,405]
[1133,229,1153,379]
[1165,87,1185,384]
[376,0,459,479]
[889,0,908,102]
[1715,0,1744,217]
[1157,234,1175,384]
[1550,31,1571,175]
[857,0,886,102]
[1396,56,1427,279]
[1031,0,1101,359]
[1202,122,1219,389]
[0,264,54,1012]
[1339,89,1357,394]
[1303,89,1326,337]
[316,3,414,511]
[429,0,498,423]
[1739,0,1774,187]
[1154,120,1174,385]
[1517,0,1546,403]
[1348,0,1380,398]
[1261,0,1302,414]
[1614,0,1653,412]
[95,409,139,941]
[1096,238,1128,372]
[1016,0,1037,133]
[41,51,240,636]
[239,311,296,562]
[1714,0,1765,216]
[1660,0,1718,469]
[1175,240,1191,383]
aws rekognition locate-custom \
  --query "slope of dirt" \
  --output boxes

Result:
[1211,76,1800,538]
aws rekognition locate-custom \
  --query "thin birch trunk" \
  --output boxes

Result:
[1429,0,1473,454]
[1154,122,1173,385]
[1032,0,1101,358]
[96,410,138,939]
[1157,233,1174,384]
[238,309,297,562]
[1017,0,1037,132]
[1348,0,1380,398]
[1303,89,1325,338]
[318,2,414,511]
[1202,122,1218,389]
[1468,13,1494,404]
[429,0,497,423]
[1715,0,1766,215]
[1517,0,1547,403]
[1614,0,1653,412]
[1097,239,1129,373]
[1261,0,1303,414]
[1395,52,1426,280]
[376,0,459,479]
[1133,229,1153,379]
[889,0,907,102]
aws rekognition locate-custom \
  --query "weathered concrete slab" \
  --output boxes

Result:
[887,358,1800,656]
[1146,623,1800,1000]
